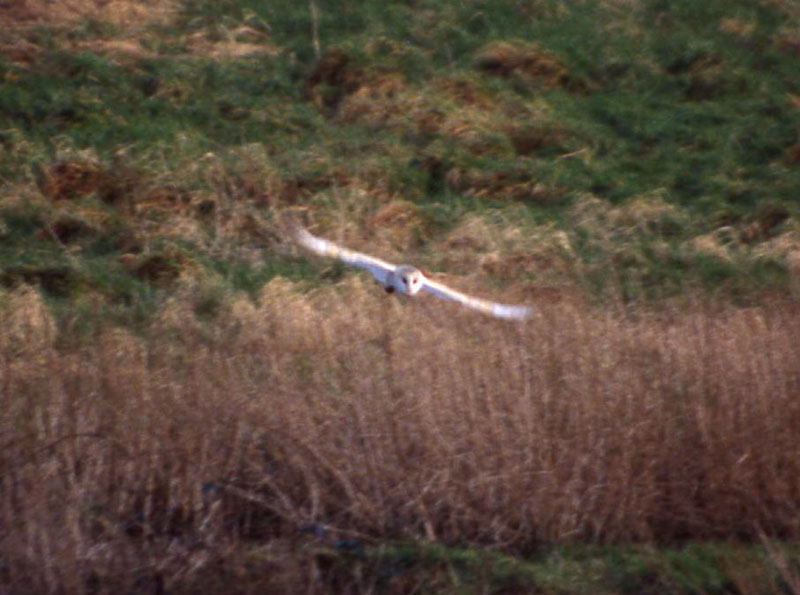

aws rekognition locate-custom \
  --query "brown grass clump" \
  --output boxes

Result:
[435,214,573,282]
[435,78,493,109]
[35,153,140,211]
[119,250,184,285]
[2,282,800,591]
[572,193,687,238]
[37,205,108,245]
[773,28,800,57]
[740,206,790,245]
[571,193,692,290]
[368,200,426,251]
[0,0,185,67]
[37,160,111,202]
[474,40,568,87]
[332,60,568,159]
[0,38,43,66]
[445,166,562,203]
[0,286,56,356]
[0,0,177,28]
[304,48,367,112]
[183,26,282,60]
[718,17,756,38]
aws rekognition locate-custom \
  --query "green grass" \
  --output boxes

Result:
[0,1,797,319]
[0,0,800,324]
[235,538,799,595]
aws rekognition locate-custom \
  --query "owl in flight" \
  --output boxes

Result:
[294,226,532,320]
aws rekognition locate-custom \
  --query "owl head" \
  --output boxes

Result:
[395,266,424,296]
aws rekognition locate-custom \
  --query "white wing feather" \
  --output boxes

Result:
[293,226,533,320]
[294,227,395,286]
[422,278,532,320]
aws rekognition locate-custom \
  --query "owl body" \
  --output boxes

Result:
[293,226,532,320]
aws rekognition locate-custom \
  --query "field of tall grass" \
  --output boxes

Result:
[2,285,800,592]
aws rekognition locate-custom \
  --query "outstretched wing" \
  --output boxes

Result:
[294,226,396,286]
[421,277,532,320]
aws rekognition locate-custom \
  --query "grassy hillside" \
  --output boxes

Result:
[1,0,799,319]
[1,0,800,592]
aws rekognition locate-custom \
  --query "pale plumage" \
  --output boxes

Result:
[293,226,532,320]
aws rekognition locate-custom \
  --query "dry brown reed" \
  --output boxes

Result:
[2,283,800,591]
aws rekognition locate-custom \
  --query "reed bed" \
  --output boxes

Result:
[2,283,800,591]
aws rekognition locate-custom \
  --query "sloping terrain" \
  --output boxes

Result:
[0,0,798,321]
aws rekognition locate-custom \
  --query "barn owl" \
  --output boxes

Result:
[293,226,532,320]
